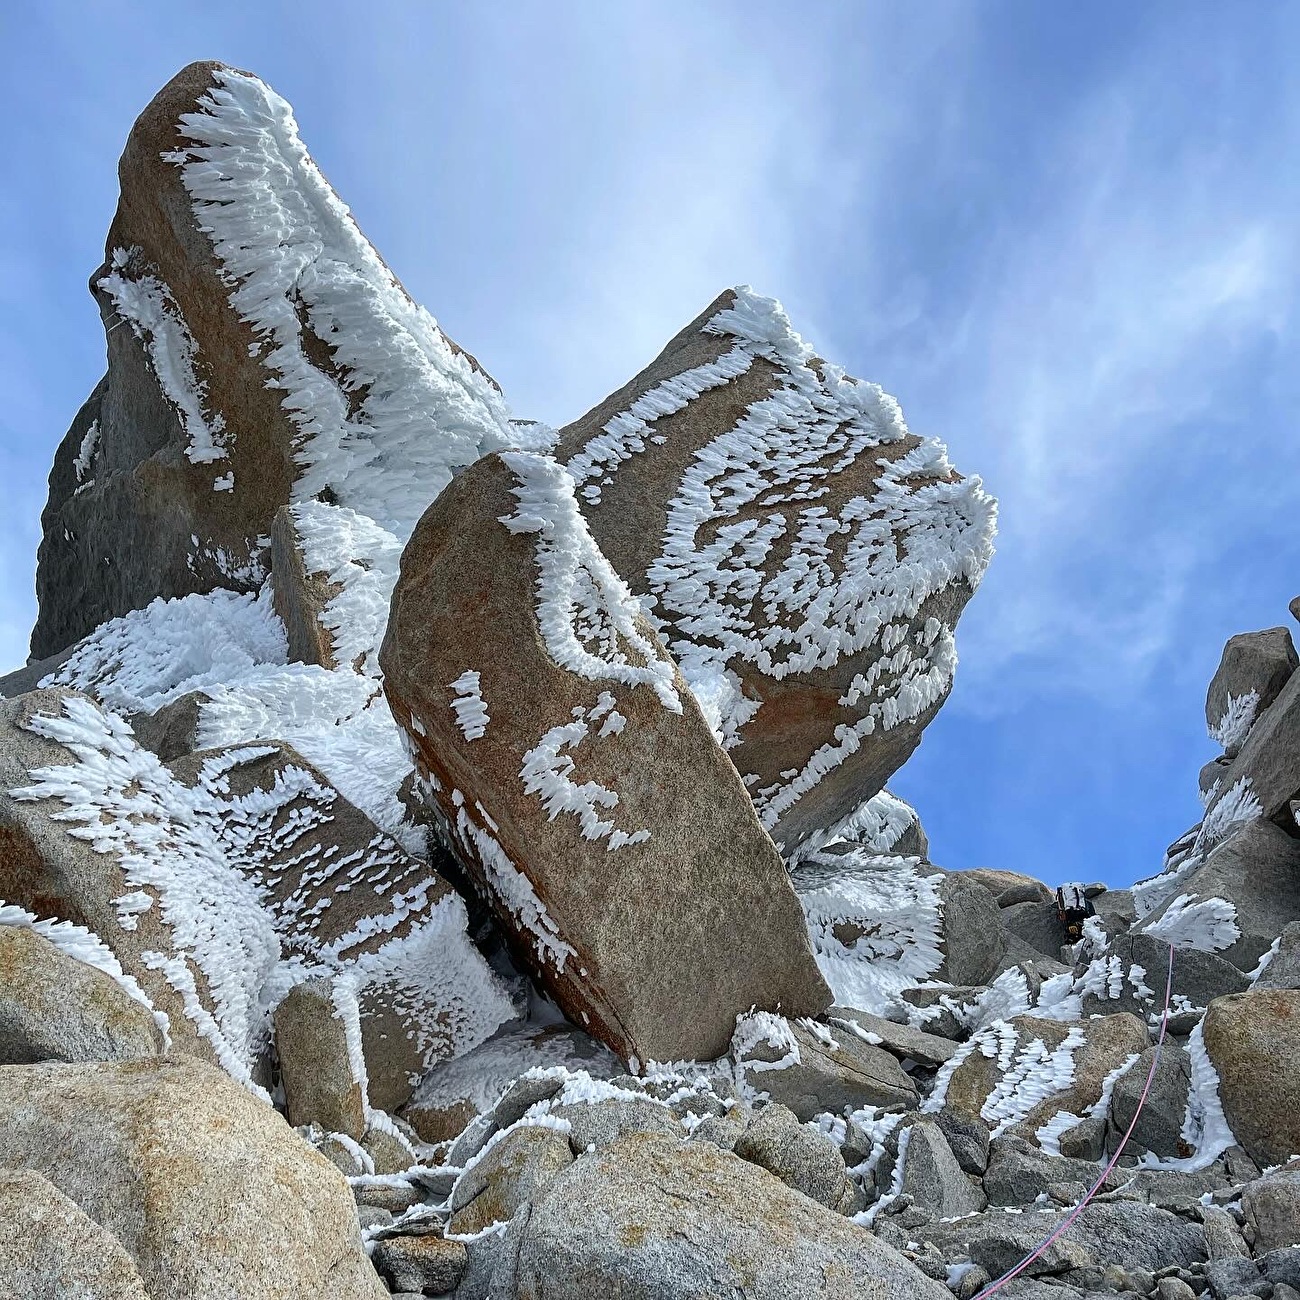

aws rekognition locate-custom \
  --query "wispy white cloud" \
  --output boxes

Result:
[921,44,1300,710]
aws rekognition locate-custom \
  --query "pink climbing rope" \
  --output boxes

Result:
[972,939,1176,1300]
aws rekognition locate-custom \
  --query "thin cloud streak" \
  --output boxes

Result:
[925,41,1300,712]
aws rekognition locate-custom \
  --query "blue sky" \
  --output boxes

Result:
[2,2,1297,888]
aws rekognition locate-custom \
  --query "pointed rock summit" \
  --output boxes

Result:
[32,60,516,659]
[553,289,996,855]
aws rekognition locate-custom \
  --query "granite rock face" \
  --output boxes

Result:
[0,1056,385,1300]
[0,1168,150,1300]
[897,1118,986,1218]
[1206,627,1298,757]
[0,923,164,1065]
[1134,818,1300,974]
[273,978,367,1138]
[1243,1167,1300,1255]
[31,61,511,661]
[1258,922,1300,991]
[732,1102,857,1212]
[934,870,1008,985]
[1199,666,1300,838]
[381,450,830,1067]
[1109,1042,1192,1158]
[551,288,996,857]
[1080,931,1249,1020]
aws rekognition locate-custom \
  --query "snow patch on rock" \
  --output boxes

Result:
[791,849,942,1015]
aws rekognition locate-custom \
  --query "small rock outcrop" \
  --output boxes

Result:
[400,1023,619,1143]
[273,978,367,1138]
[1243,1166,1300,1255]
[732,1102,857,1212]
[732,1011,918,1119]
[897,1117,986,1218]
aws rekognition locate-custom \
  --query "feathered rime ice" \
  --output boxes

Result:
[170,66,531,538]
[554,286,996,854]
[31,59,533,659]
[4,689,516,1110]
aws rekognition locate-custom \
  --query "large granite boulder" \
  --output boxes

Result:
[509,1131,949,1299]
[1080,931,1249,1020]
[1133,819,1300,972]
[938,1012,1150,1143]
[0,686,515,1106]
[31,61,513,660]
[1203,989,1300,1168]
[0,922,163,1064]
[550,287,996,857]
[0,1056,385,1299]
[380,450,830,1067]
[0,1168,150,1299]
[1206,628,1298,756]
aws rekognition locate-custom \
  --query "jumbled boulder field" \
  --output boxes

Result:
[3,59,1299,1300]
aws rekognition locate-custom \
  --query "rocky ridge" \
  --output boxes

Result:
[2,58,1299,1300]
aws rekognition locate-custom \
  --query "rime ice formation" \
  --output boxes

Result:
[791,849,944,1014]
[554,287,996,854]
[380,450,831,1066]
[0,687,515,1111]
[31,60,525,660]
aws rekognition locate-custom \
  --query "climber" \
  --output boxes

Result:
[1055,883,1096,944]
